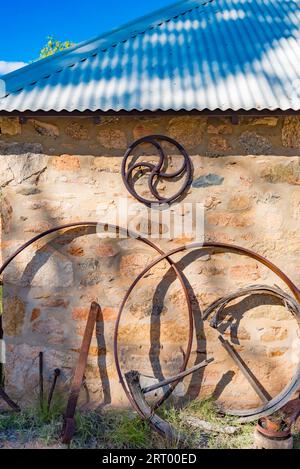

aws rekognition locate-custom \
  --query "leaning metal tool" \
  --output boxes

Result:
[61,302,100,445]
[142,358,214,395]
[126,370,183,442]
[47,368,61,412]
[126,359,214,441]
[218,335,270,404]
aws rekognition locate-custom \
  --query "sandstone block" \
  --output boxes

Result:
[29,119,59,138]
[206,212,252,228]
[65,122,89,140]
[168,117,207,148]
[228,195,252,211]
[0,117,21,135]
[208,136,231,153]
[261,161,300,184]
[260,327,288,342]
[133,122,160,140]
[28,252,74,288]
[67,245,85,257]
[24,220,53,234]
[32,317,65,345]
[248,117,278,127]
[52,154,80,171]
[267,347,288,357]
[97,126,127,149]
[239,131,272,155]
[3,296,25,336]
[1,196,13,234]
[97,242,120,258]
[40,298,69,308]
[229,264,260,281]
[0,153,48,186]
[282,117,300,148]
[207,123,233,134]
[119,253,152,278]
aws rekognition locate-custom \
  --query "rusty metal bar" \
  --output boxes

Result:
[61,302,99,444]
[47,368,61,412]
[39,352,44,410]
[142,358,214,395]
[218,335,270,405]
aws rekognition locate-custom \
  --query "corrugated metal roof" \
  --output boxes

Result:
[1,0,300,112]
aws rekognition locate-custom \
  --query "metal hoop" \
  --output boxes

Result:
[0,222,193,414]
[115,242,300,426]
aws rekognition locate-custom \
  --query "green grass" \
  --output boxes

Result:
[72,410,152,449]
[0,395,66,445]
[157,398,256,449]
[1,397,298,449]
[0,398,254,449]
[105,410,152,449]
[0,401,153,449]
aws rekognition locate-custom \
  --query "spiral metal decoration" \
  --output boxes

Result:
[122,135,193,206]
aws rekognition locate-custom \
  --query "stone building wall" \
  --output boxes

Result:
[1,114,300,411]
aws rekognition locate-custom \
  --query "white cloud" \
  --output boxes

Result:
[0,61,27,76]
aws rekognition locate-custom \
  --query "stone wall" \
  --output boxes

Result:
[1,114,300,411]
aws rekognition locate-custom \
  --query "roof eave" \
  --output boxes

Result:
[1,108,300,117]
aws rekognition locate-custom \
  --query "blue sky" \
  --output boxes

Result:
[0,0,173,74]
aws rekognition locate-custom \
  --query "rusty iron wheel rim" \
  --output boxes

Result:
[114,246,194,415]
[0,222,193,415]
[116,242,300,426]
[121,135,193,206]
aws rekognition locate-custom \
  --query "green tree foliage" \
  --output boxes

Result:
[39,36,74,59]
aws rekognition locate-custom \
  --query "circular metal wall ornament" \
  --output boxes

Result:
[121,135,193,206]
[115,242,300,435]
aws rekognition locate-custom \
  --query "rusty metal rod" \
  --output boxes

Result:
[47,368,61,412]
[39,352,44,410]
[142,358,214,395]
[218,335,270,404]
